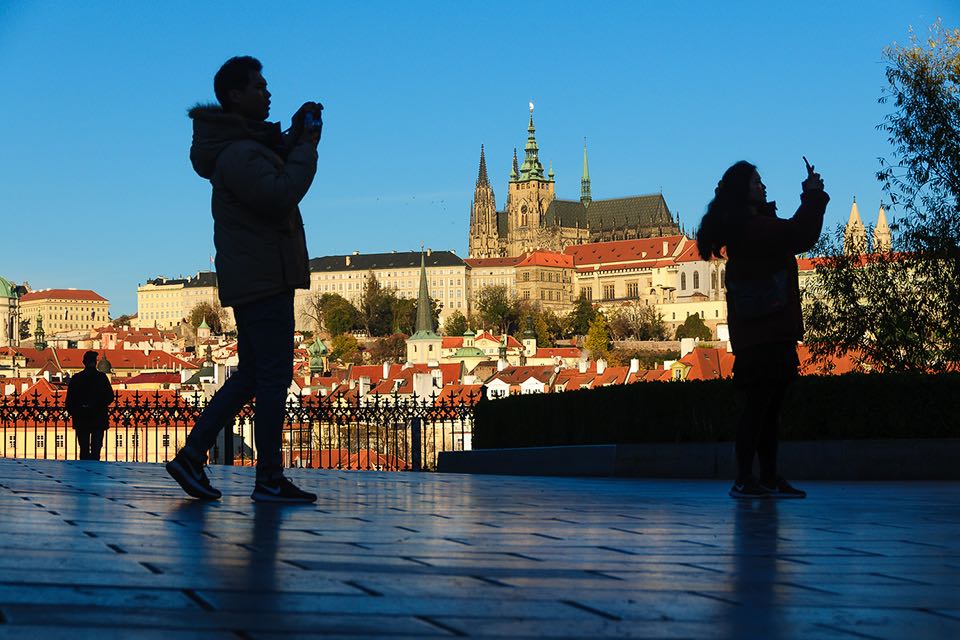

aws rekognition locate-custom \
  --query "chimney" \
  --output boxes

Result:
[358,376,371,396]
[345,255,351,267]
[349,379,356,390]
[629,358,640,374]
[382,361,390,380]
[680,337,696,357]
[497,358,508,372]
[426,248,432,257]
[596,358,607,375]
[662,240,669,256]
[578,360,588,374]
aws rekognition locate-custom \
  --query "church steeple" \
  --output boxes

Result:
[873,204,892,252]
[844,196,867,254]
[580,138,592,206]
[518,102,545,181]
[469,144,498,259]
[406,249,442,364]
[509,148,519,182]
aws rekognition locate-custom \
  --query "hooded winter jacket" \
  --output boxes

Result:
[188,104,316,308]
[724,189,830,352]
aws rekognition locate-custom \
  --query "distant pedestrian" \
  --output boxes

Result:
[166,55,321,503]
[696,159,829,498]
[65,351,114,460]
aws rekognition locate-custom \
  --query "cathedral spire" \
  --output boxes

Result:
[518,102,545,181]
[476,144,489,188]
[580,137,592,206]
[874,203,892,252]
[510,148,519,181]
[844,196,867,254]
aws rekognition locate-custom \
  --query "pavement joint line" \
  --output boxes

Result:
[868,572,932,585]
[608,527,644,535]
[561,599,622,621]
[139,561,163,575]
[922,609,960,622]
[402,556,433,567]
[281,559,310,570]
[834,546,887,557]
[470,575,512,588]
[531,533,563,540]
[596,545,639,556]
[342,580,382,597]
[687,590,741,606]
[415,615,468,637]
[395,526,419,533]
[106,543,127,554]
[777,581,839,594]
[815,622,884,639]
[183,588,216,612]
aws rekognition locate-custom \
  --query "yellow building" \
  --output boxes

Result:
[463,255,523,307]
[18,289,109,336]
[137,271,233,331]
[300,250,468,332]
[514,250,575,311]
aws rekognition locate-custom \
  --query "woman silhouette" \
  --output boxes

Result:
[697,160,829,498]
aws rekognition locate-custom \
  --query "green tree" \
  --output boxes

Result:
[368,333,407,364]
[111,314,135,328]
[585,312,611,360]
[359,273,396,337]
[475,285,520,335]
[442,310,469,336]
[674,313,712,341]
[566,293,596,337]
[319,293,360,337]
[805,23,960,372]
[393,295,441,335]
[330,333,361,364]
[188,301,225,334]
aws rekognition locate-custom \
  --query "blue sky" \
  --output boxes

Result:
[1,1,956,315]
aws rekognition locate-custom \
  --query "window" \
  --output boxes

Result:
[603,284,615,300]
[585,289,593,301]
[36,434,45,448]
[8,435,16,449]
[693,272,700,289]
[681,273,687,290]
[711,272,718,290]
[721,269,726,288]
[115,433,124,448]
[627,283,639,298]
[56,434,65,448]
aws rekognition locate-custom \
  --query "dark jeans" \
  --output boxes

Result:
[75,427,105,460]
[735,380,791,483]
[184,290,294,478]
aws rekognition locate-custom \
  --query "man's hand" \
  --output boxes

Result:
[293,101,323,147]
[802,169,824,193]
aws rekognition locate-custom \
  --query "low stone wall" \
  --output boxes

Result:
[438,439,960,480]
[612,340,681,352]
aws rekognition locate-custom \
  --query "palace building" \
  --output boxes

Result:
[468,105,681,259]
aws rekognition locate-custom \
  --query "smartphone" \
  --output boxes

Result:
[803,156,814,175]
[304,111,321,131]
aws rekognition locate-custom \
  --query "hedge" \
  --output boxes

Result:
[473,373,960,449]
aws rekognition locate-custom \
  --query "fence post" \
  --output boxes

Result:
[410,417,422,471]
[223,425,234,466]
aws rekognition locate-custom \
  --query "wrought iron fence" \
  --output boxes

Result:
[0,389,476,471]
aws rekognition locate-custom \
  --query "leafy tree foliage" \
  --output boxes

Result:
[188,301,226,334]
[368,333,407,364]
[359,273,396,337]
[805,23,960,372]
[674,313,712,341]
[566,293,597,337]
[606,300,668,340]
[475,285,522,335]
[319,293,361,337]
[442,310,469,337]
[330,333,361,364]
[585,312,611,360]
[609,347,680,369]
[393,295,440,335]
[111,314,135,328]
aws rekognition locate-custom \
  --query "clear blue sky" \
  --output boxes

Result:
[2,1,956,315]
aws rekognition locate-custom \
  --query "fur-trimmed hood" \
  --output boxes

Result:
[188,103,284,179]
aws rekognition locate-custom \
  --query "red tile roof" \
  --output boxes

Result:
[565,235,687,267]
[516,250,574,269]
[534,347,582,359]
[10,347,197,371]
[464,256,525,268]
[488,365,555,386]
[679,347,735,381]
[122,372,182,385]
[20,289,107,303]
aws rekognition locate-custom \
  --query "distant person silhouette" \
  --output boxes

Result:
[166,55,321,503]
[697,160,829,499]
[66,351,114,460]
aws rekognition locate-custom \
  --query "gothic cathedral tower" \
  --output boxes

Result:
[468,145,499,259]
[505,103,556,256]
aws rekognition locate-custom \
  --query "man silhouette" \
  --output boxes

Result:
[166,56,321,502]
[66,351,114,460]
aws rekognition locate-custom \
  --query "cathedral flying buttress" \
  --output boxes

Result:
[468,104,681,259]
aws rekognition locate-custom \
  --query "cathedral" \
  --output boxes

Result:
[468,105,681,259]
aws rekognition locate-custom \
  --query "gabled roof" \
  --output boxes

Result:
[533,347,581,359]
[487,365,555,386]
[310,250,464,272]
[464,255,525,269]
[516,250,574,269]
[546,193,676,231]
[678,347,735,381]
[9,348,197,371]
[122,372,182,385]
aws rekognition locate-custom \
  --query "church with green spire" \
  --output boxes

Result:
[405,250,442,364]
[468,104,681,259]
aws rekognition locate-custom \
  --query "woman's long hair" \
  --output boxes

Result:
[696,161,757,259]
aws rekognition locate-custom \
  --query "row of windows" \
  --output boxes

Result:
[9,433,173,449]
[679,270,726,291]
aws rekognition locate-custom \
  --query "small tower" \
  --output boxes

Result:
[844,197,867,255]
[406,250,442,365]
[580,138,592,207]
[307,338,328,375]
[873,204,892,252]
[197,317,211,341]
[506,103,556,253]
[34,313,46,350]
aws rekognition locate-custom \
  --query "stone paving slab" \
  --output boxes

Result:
[0,459,959,639]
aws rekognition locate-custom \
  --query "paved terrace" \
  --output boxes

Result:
[0,460,958,639]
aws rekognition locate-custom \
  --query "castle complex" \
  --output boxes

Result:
[468,105,681,259]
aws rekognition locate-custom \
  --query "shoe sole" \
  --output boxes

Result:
[250,491,317,503]
[729,490,771,498]
[166,459,221,500]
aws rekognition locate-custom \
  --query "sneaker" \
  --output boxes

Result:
[251,475,317,503]
[760,476,807,499]
[166,450,221,500]
[729,477,771,499]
